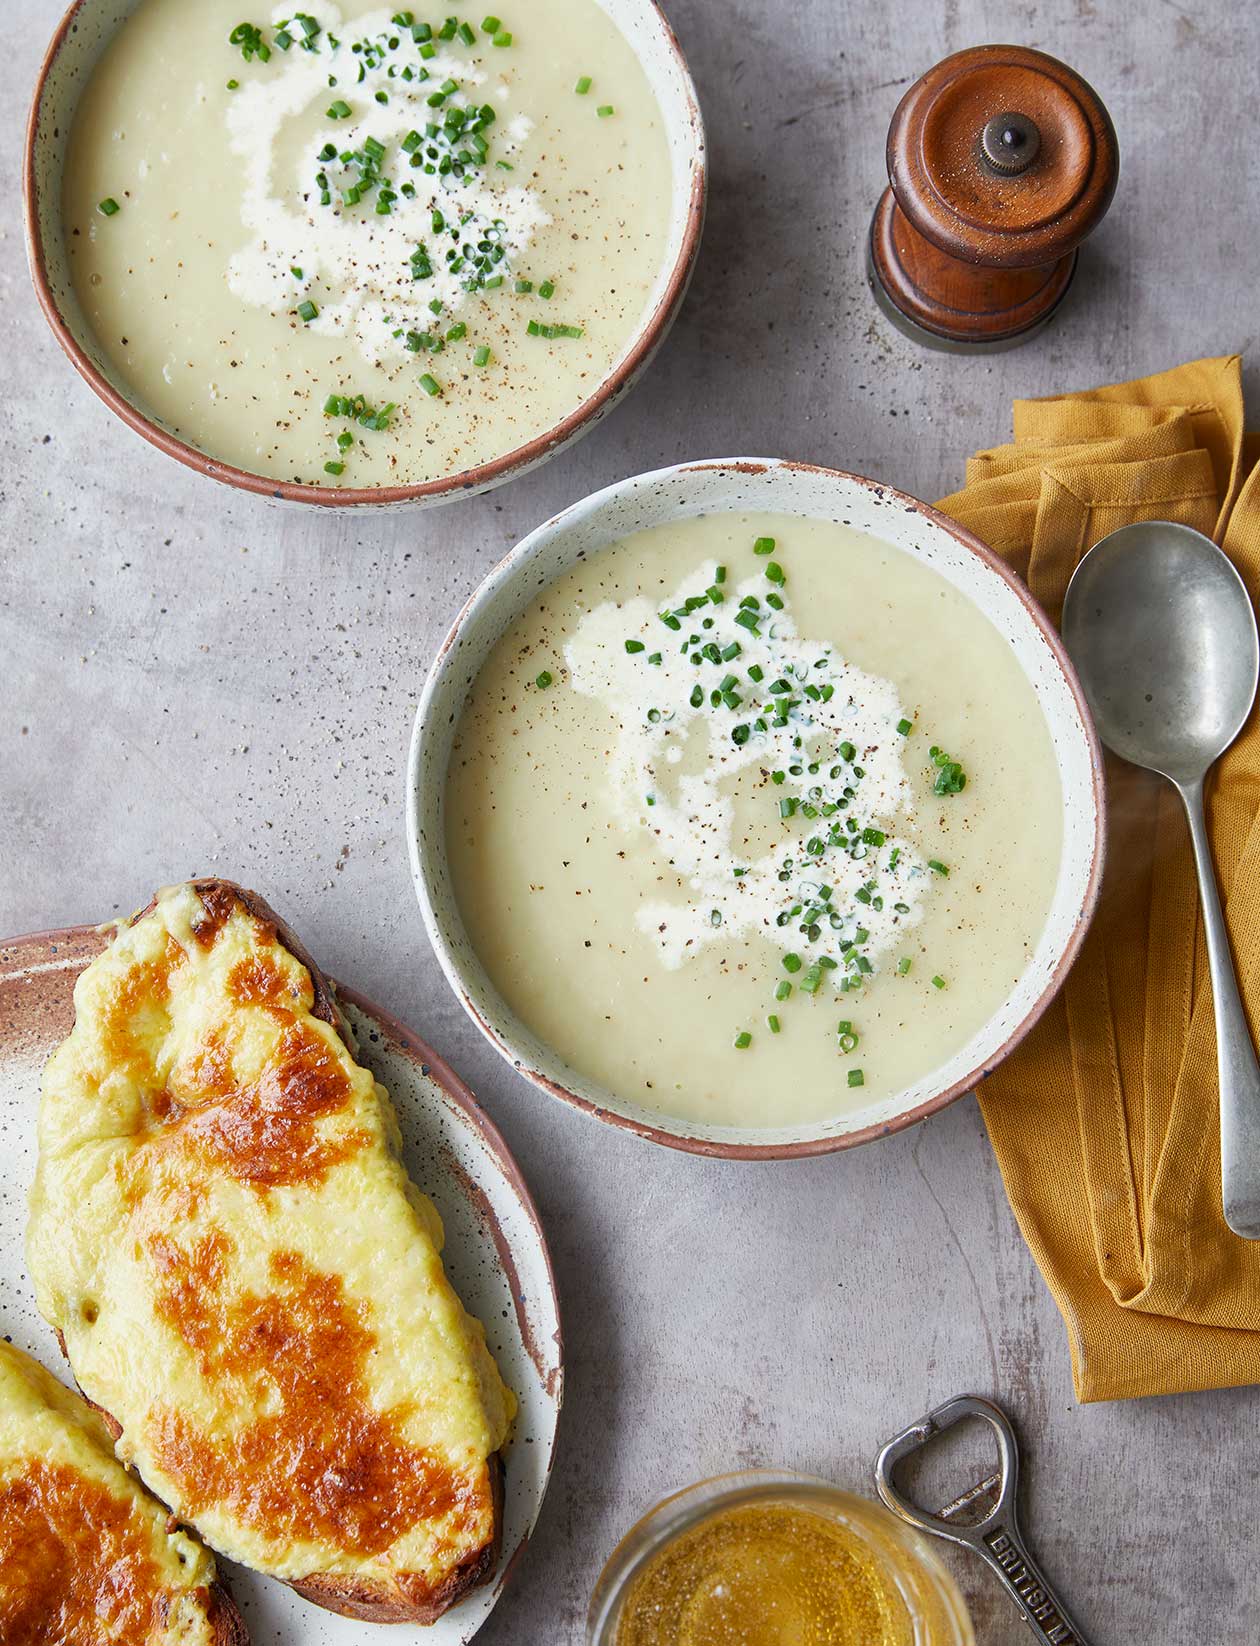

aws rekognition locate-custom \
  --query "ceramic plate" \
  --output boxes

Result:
[0,923,562,1645]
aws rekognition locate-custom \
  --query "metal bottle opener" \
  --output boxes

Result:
[874,1394,1092,1646]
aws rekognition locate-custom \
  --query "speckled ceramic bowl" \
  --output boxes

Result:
[408,459,1106,1158]
[24,0,705,509]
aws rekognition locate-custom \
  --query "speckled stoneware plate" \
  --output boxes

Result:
[408,457,1107,1159]
[0,923,562,1645]
[24,0,705,509]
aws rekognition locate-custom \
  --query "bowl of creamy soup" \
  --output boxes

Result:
[25,0,704,505]
[409,459,1105,1156]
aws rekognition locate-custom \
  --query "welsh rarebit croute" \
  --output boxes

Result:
[26,880,515,1624]
[0,1339,246,1646]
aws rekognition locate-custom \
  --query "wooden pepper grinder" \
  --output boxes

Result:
[868,44,1119,351]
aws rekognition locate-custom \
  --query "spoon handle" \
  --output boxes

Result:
[1178,778,1260,1239]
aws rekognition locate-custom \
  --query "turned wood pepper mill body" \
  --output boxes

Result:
[867,44,1119,351]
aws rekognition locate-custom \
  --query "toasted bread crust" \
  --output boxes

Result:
[205,1583,251,1646]
[65,879,505,1626]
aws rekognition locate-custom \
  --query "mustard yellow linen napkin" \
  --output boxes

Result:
[936,356,1260,1402]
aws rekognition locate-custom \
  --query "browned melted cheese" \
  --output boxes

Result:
[148,1233,482,1558]
[28,882,515,1592]
[0,1342,219,1646]
[0,1461,169,1643]
[150,999,371,1190]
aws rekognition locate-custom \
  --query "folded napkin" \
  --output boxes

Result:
[936,356,1260,1402]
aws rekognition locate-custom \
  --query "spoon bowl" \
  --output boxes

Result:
[1062,521,1258,783]
[1063,520,1260,1238]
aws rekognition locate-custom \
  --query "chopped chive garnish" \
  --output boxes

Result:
[327,99,352,118]
[297,299,319,322]
[575,74,592,94]
[597,103,614,116]
[847,1069,865,1088]
[897,718,913,735]
[932,974,947,989]
[624,639,645,654]
[898,957,912,975]
[482,13,502,29]
[538,279,555,300]
[458,20,476,43]
[782,953,802,974]
[765,561,785,584]
[753,536,776,556]
[775,979,792,1001]
[227,78,240,89]
[228,22,271,62]
[734,1031,752,1050]
[419,373,442,396]
[473,345,492,367]
[928,859,949,876]
[535,671,553,689]
[97,197,121,216]
[768,1014,781,1034]
[323,460,344,475]
[492,29,512,45]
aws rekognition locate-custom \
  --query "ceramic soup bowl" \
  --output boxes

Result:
[24,0,705,509]
[408,459,1105,1157]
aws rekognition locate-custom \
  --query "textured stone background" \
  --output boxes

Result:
[3,0,1259,1638]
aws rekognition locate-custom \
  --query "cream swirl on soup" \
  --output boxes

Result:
[565,556,934,984]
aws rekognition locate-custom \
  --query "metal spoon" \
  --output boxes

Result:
[1062,521,1260,1238]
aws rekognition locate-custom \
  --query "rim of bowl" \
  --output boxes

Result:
[408,457,1108,1159]
[23,0,707,508]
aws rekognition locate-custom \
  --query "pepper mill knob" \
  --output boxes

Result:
[867,44,1119,351]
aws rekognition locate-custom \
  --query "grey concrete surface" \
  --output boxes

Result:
[3,0,1258,1639]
